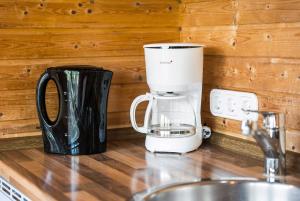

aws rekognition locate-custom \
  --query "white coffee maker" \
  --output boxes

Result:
[130,43,210,153]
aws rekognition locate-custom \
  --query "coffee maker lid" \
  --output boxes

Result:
[143,43,204,49]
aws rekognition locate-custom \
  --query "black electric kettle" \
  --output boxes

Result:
[36,66,113,155]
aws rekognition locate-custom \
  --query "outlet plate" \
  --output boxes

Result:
[210,89,258,121]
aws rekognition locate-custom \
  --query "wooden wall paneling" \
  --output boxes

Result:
[0,0,180,139]
[200,63,300,153]
[181,0,300,26]
[0,0,179,28]
[237,0,300,25]
[202,56,300,95]
[0,83,148,137]
[0,110,147,138]
[0,56,146,91]
[181,23,300,58]
[0,83,148,120]
[181,0,300,153]
[0,28,178,60]
[0,56,150,138]
[181,0,236,26]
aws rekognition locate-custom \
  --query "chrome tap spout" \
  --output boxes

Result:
[241,111,286,179]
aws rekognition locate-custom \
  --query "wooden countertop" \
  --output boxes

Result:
[0,138,299,201]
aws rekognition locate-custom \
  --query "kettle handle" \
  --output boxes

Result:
[36,71,63,127]
[130,93,153,134]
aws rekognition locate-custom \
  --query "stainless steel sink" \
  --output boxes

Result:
[131,180,300,201]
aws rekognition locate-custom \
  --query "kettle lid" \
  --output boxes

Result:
[46,65,112,73]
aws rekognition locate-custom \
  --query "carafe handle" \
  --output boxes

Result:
[130,93,153,134]
[36,71,63,128]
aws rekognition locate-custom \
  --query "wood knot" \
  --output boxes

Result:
[135,2,141,6]
[138,75,143,81]
[167,6,172,11]
[281,71,288,78]
[292,145,295,150]
[0,113,3,117]
[23,10,28,15]
[71,10,77,15]
[86,8,93,14]
[74,44,79,49]
[265,33,272,40]
[232,40,236,47]
[78,3,83,7]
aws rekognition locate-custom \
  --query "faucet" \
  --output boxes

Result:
[241,110,286,180]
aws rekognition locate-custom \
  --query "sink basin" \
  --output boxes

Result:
[132,180,300,201]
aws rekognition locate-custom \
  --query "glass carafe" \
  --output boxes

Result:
[130,93,196,137]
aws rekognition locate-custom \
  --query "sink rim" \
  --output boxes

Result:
[131,179,300,201]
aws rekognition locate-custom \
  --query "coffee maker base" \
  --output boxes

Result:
[145,134,202,154]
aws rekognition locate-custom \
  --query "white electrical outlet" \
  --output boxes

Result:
[210,89,258,121]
